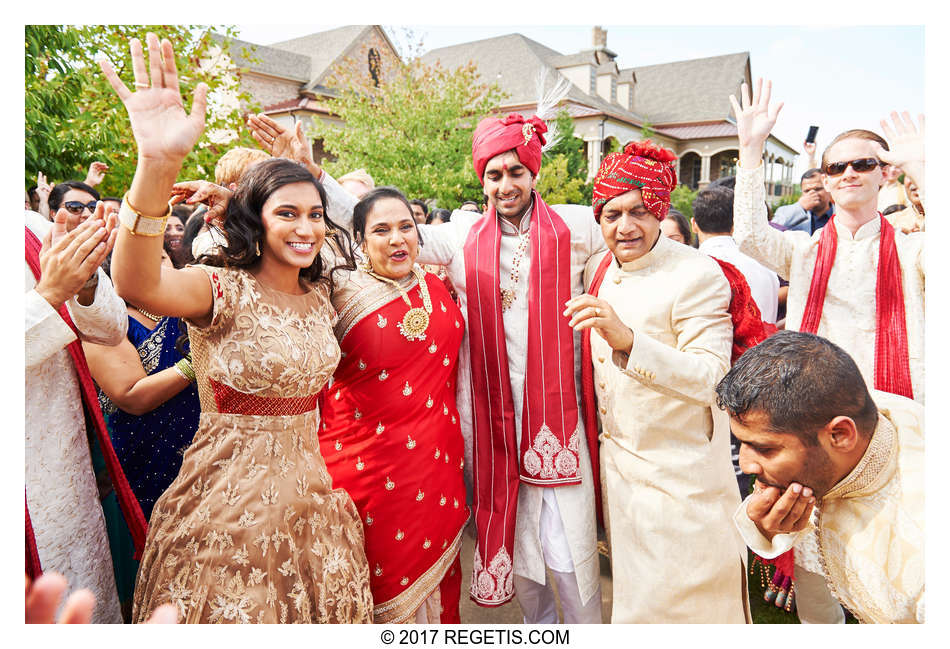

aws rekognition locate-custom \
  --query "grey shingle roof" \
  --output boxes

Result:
[211,33,311,83]
[623,51,751,125]
[268,25,373,90]
[421,33,648,125]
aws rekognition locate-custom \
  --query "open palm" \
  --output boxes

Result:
[729,78,783,149]
[99,34,207,163]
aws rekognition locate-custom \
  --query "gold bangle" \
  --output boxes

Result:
[119,192,172,236]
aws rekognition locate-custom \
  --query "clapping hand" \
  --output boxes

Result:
[247,113,321,176]
[730,78,784,167]
[98,33,207,165]
[170,180,232,226]
[746,480,816,542]
[563,294,634,354]
[35,203,117,310]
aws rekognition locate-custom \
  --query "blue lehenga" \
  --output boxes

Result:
[98,315,201,520]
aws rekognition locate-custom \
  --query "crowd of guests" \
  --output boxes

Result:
[25,34,924,625]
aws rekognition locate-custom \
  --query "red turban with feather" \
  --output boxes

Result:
[471,113,548,183]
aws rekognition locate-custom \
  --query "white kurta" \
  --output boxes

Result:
[734,391,924,624]
[321,176,606,605]
[584,236,749,623]
[24,210,128,623]
[733,164,925,402]
[698,235,780,324]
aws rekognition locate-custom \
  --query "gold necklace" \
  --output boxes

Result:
[501,230,530,312]
[366,265,433,341]
[137,306,162,322]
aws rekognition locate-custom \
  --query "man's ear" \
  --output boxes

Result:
[691,219,699,234]
[822,416,861,454]
[821,173,831,194]
[531,172,538,189]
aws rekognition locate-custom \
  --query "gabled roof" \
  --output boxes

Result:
[269,25,397,91]
[624,51,751,125]
[211,33,311,82]
[421,33,648,126]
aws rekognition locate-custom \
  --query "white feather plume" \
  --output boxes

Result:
[534,68,572,153]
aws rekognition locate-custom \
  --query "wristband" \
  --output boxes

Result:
[119,192,171,236]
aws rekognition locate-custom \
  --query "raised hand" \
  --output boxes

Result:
[875,112,924,183]
[729,78,783,167]
[83,161,109,187]
[170,180,232,226]
[35,171,52,201]
[247,113,322,176]
[98,33,207,164]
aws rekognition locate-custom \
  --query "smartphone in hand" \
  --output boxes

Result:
[805,125,819,144]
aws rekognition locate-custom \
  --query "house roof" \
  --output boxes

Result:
[269,25,389,91]
[421,33,648,127]
[655,120,738,140]
[211,33,311,82]
[623,51,751,125]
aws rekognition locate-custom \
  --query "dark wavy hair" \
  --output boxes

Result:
[200,158,356,290]
[48,180,100,212]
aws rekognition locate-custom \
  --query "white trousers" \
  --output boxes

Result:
[795,565,845,624]
[513,571,602,624]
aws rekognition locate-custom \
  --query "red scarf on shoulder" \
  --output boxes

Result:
[24,227,147,578]
[464,192,581,607]
[799,214,913,399]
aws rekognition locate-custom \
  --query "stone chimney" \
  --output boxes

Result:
[593,26,607,50]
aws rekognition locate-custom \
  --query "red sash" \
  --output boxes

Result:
[800,214,913,399]
[464,193,580,606]
[24,226,148,578]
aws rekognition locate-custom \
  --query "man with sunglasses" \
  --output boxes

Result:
[729,78,924,624]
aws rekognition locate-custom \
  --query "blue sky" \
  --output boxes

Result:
[236,24,924,179]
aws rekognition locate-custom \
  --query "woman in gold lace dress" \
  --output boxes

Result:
[99,33,373,623]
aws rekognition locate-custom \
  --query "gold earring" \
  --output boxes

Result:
[255,241,261,256]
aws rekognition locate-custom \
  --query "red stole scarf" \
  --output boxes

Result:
[24,227,148,578]
[464,192,579,606]
[799,215,913,399]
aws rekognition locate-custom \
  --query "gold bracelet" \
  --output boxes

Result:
[118,192,172,236]
[174,358,196,383]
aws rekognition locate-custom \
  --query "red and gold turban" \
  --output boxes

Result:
[592,140,678,221]
[472,113,548,183]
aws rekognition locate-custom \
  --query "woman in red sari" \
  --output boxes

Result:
[321,187,468,623]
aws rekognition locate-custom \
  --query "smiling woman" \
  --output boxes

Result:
[319,186,469,623]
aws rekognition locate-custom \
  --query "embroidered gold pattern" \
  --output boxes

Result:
[402,382,412,396]
[434,448,440,459]
[400,577,409,586]
[406,435,416,450]
[378,369,389,381]
[426,395,434,408]
[428,343,437,354]
[358,359,367,370]
[377,314,387,328]
[395,530,404,541]
[354,408,362,420]
[416,489,424,501]
[423,538,431,549]
[334,440,342,451]
[443,404,449,415]
[385,477,395,491]
[365,513,373,526]
[356,457,365,471]
[442,355,450,367]
[375,422,385,435]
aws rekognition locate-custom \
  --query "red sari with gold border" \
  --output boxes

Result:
[321,268,469,623]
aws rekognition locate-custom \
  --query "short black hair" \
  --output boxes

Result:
[101,196,122,204]
[800,168,822,184]
[460,200,480,211]
[715,330,878,446]
[709,175,736,190]
[48,180,100,212]
[427,208,451,224]
[692,186,734,235]
[409,199,428,216]
[881,203,906,217]
[352,186,424,247]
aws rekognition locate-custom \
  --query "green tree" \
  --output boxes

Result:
[313,56,506,206]
[539,109,592,204]
[670,184,698,220]
[25,25,259,195]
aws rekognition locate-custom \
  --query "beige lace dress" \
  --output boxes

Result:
[132,266,373,623]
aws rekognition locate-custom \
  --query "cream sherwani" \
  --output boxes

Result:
[25,210,128,623]
[583,235,749,623]
[734,391,924,623]
[733,164,925,402]
[322,177,606,608]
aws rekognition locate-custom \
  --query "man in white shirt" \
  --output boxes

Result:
[692,185,779,323]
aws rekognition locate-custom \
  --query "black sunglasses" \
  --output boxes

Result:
[823,158,886,177]
[62,200,98,215]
